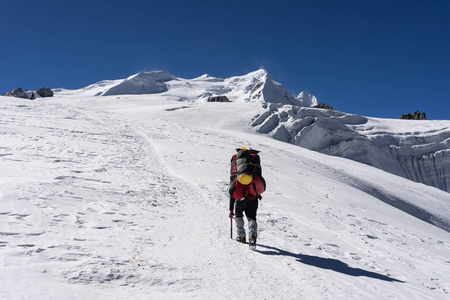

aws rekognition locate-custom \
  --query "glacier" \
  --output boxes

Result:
[251,103,450,193]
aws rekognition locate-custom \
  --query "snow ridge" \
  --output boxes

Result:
[101,71,176,96]
[54,69,318,107]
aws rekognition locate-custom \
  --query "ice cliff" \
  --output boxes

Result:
[252,104,450,193]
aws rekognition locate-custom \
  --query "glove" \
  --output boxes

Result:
[229,211,234,218]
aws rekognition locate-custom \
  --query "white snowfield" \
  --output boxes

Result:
[52,70,450,193]
[1,72,449,299]
[0,97,449,300]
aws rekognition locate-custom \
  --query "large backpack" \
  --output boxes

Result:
[229,148,266,200]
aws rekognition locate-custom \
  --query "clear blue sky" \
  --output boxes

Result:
[1,0,449,119]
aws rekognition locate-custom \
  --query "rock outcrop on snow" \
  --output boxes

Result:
[36,87,54,97]
[400,111,427,120]
[252,104,450,192]
[207,96,231,102]
[313,102,335,110]
[2,87,54,99]
[2,87,29,99]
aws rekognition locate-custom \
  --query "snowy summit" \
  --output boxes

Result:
[56,69,318,107]
[102,71,176,96]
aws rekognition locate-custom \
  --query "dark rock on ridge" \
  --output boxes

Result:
[208,96,231,102]
[2,87,29,99]
[36,87,54,97]
[400,111,427,120]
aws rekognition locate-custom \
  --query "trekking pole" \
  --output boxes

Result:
[230,216,233,239]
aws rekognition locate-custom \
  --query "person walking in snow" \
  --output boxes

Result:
[228,147,266,248]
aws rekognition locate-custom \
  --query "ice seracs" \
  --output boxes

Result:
[296,91,319,107]
[252,104,450,193]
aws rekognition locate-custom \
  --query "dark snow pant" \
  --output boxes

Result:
[234,198,258,239]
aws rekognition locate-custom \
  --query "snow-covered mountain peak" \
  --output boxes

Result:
[194,74,211,80]
[221,69,304,105]
[52,69,318,107]
[101,71,176,96]
[192,73,222,82]
[224,70,267,95]
[127,70,176,82]
[296,91,319,107]
[245,68,270,80]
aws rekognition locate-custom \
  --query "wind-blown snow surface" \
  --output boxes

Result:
[1,95,450,300]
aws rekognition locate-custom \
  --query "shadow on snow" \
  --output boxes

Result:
[256,244,404,283]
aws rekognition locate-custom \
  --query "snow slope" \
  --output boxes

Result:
[1,95,449,300]
[49,70,449,193]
